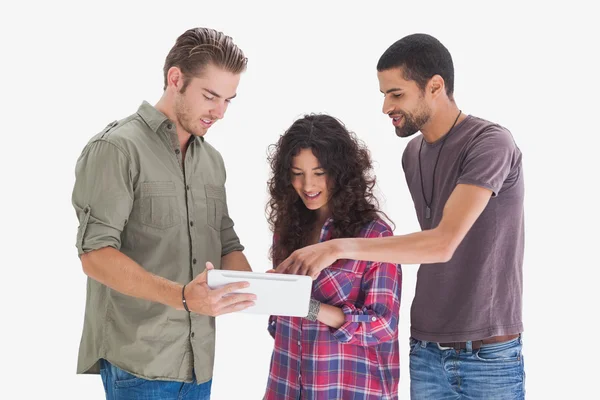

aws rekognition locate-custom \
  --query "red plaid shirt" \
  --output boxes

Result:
[265,218,401,400]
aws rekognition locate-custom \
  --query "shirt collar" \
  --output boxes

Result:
[136,101,204,143]
[319,217,335,241]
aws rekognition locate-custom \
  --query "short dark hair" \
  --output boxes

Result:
[163,27,248,91]
[377,33,454,98]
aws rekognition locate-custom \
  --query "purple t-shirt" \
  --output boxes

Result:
[402,115,524,342]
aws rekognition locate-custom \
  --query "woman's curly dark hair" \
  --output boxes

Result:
[267,114,392,265]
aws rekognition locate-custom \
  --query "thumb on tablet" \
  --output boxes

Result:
[194,261,215,285]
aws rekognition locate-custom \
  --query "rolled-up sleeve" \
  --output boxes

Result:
[72,140,134,256]
[331,261,401,346]
[331,230,401,346]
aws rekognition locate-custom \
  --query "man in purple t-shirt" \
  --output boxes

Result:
[275,34,525,399]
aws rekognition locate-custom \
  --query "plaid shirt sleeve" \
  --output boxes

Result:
[330,229,401,346]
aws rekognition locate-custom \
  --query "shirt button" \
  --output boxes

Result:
[167,123,172,129]
[193,258,197,264]
[371,317,377,321]
[297,341,301,346]
[190,221,194,227]
[191,332,195,338]
[186,185,190,190]
[84,207,90,213]
[175,149,180,154]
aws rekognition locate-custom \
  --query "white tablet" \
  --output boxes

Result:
[206,270,312,317]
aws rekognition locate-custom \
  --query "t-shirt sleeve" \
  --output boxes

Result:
[457,126,521,197]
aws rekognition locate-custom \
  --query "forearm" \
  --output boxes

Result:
[334,228,453,265]
[80,247,183,309]
[316,303,346,329]
[221,251,252,272]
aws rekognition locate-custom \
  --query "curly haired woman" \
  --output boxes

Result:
[264,114,402,400]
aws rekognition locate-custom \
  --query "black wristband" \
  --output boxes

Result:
[182,284,190,312]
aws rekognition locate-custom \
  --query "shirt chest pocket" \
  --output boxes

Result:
[140,181,180,229]
[205,184,225,231]
[312,266,358,306]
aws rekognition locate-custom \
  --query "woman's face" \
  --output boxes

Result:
[290,148,330,214]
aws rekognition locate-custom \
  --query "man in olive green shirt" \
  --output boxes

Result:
[72,28,255,399]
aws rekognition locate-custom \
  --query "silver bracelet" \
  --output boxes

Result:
[306,299,321,321]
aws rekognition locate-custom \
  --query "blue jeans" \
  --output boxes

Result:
[100,359,212,400]
[409,336,525,400]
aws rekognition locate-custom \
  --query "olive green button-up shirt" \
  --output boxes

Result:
[72,101,244,384]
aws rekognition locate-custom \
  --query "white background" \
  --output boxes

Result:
[1,1,598,399]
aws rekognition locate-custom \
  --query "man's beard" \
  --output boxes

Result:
[395,109,430,138]
[175,94,207,137]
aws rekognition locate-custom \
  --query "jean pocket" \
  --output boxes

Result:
[205,184,225,231]
[111,363,147,389]
[409,337,421,355]
[140,181,180,229]
[475,339,522,362]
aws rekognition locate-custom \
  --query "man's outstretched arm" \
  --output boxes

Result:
[275,184,492,278]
